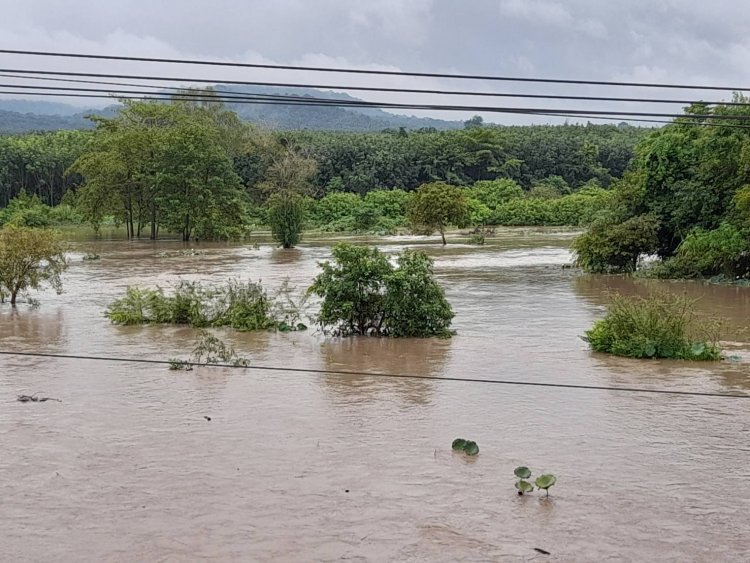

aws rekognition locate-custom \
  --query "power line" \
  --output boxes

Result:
[2,68,749,108]
[3,84,750,123]
[0,350,747,400]
[1,48,748,92]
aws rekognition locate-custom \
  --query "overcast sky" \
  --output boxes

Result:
[0,0,747,124]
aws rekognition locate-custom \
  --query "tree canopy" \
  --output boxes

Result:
[0,225,67,305]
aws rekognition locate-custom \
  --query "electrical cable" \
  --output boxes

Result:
[2,84,749,123]
[1,69,749,108]
[1,48,748,92]
[0,351,747,400]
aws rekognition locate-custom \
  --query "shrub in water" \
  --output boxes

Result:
[584,293,722,360]
[106,280,279,331]
[309,243,454,337]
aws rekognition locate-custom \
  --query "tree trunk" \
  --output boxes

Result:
[150,207,157,240]
[10,289,18,306]
[440,226,447,246]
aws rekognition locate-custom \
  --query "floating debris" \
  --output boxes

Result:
[17,394,61,403]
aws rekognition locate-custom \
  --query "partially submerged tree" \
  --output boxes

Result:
[267,192,305,249]
[71,100,247,241]
[572,214,660,273]
[259,144,318,248]
[308,243,454,337]
[0,225,67,305]
[408,182,469,245]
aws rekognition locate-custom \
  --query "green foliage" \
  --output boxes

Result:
[71,100,248,241]
[584,293,722,360]
[308,243,454,337]
[514,466,532,479]
[643,223,749,279]
[513,466,557,496]
[190,330,250,366]
[466,198,492,226]
[267,192,304,248]
[169,330,250,371]
[534,474,557,496]
[0,225,67,305]
[463,441,479,456]
[572,214,660,273]
[385,250,455,337]
[105,280,279,331]
[515,480,534,494]
[451,438,479,456]
[311,192,362,231]
[294,124,645,193]
[490,187,614,226]
[467,179,525,208]
[575,96,750,274]
[0,192,83,227]
[408,182,470,244]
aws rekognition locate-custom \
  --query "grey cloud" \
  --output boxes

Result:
[0,0,748,124]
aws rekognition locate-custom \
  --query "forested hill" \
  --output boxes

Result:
[0,85,462,132]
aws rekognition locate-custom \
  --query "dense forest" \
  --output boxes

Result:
[573,96,750,281]
[2,94,749,280]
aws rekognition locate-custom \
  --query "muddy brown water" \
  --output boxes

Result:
[1,229,749,562]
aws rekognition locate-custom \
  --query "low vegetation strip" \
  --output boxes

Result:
[584,293,722,361]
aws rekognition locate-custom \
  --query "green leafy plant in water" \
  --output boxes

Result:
[451,438,479,456]
[514,466,533,495]
[105,279,306,332]
[583,292,723,361]
[169,331,249,371]
[514,466,557,496]
[535,474,557,496]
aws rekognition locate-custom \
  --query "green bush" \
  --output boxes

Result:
[584,293,722,360]
[491,198,553,225]
[308,243,454,337]
[466,198,492,225]
[384,250,454,337]
[362,189,412,222]
[267,192,304,248]
[642,223,749,279]
[312,192,362,228]
[105,280,278,331]
[572,214,660,273]
[466,179,524,209]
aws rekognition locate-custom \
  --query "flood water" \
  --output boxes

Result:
[1,229,749,562]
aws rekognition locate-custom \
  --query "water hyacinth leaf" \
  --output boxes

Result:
[644,342,657,358]
[535,474,557,491]
[515,480,533,494]
[296,323,308,331]
[514,466,531,479]
[463,441,479,456]
[690,342,706,357]
[452,438,467,451]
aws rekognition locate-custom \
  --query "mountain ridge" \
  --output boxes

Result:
[0,86,462,133]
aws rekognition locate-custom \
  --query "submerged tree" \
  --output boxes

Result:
[267,192,305,249]
[260,144,318,248]
[408,182,470,245]
[71,100,247,241]
[0,225,67,306]
[309,243,454,337]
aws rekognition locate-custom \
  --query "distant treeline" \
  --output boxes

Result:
[0,114,647,209]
